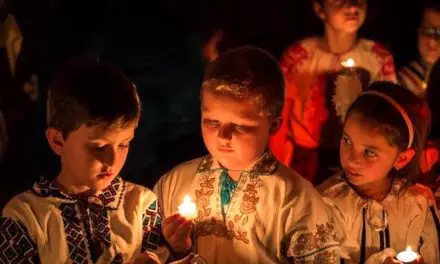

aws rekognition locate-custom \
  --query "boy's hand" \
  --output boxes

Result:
[128,251,161,264]
[162,214,193,254]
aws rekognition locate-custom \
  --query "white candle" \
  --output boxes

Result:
[341,58,355,68]
[397,246,418,263]
[178,195,197,220]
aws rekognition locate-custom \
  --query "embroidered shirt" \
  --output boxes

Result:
[318,174,440,263]
[0,176,169,264]
[154,151,345,263]
[269,37,397,182]
[398,60,429,97]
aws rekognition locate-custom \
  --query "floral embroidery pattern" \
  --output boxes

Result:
[296,250,338,264]
[289,218,340,258]
[193,151,278,244]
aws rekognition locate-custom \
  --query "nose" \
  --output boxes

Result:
[346,149,362,169]
[101,147,117,167]
[217,124,233,142]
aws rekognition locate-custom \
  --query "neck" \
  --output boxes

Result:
[352,177,393,201]
[322,26,358,54]
[55,171,93,197]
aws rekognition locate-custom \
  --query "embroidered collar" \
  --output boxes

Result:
[32,176,125,209]
[197,150,278,177]
[323,173,404,205]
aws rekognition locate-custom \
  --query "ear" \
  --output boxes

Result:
[269,117,282,135]
[46,128,65,156]
[313,1,326,21]
[393,148,416,170]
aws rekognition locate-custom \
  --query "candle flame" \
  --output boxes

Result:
[183,195,192,203]
[341,58,355,68]
[406,246,413,251]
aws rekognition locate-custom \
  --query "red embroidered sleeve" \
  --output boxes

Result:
[372,43,397,82]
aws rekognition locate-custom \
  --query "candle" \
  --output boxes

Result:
[397,246,418,263]
[341,58,355,68]
[178,195,197,220]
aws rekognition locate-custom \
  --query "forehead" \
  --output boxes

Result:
[344,113,393,148]
[422,8,440,27]
[201,88,265,120]
[68,122,136,141]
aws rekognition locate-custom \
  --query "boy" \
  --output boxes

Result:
[155,47,345,263]
[270,0,397,185]
[399,1,440,96]
[0,58,189,263]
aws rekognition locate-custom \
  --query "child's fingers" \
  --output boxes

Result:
[172,221,192,241]
[162,218,185,238]
[162,214,181,226]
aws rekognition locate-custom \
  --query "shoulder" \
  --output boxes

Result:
[403,183,437,208]
[2,190,50,219]
[359,38,393,58]
[317,173,351,198]
[156,156,204,186]
[124,181,158,210]
[282,37,319,59]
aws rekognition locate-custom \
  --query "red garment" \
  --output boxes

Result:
[270,38,397,182]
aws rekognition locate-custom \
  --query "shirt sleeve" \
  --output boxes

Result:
[281,180,345,263]
[0,216,40,263]
[419,205,440,263]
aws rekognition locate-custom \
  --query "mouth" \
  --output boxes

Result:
[346,169,362,177]
[217,147,234,153]
[97,171,113,179]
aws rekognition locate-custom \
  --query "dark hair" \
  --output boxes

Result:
[47,57,140,138]
[426,59,440,139]
[346,81,431,188]
[420,0,440,25]
[202,46,284,117]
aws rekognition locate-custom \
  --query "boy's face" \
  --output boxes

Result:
[48,122,135,193]
[418,8,440,65]
[318,0,367,34]
[201,88,274,171]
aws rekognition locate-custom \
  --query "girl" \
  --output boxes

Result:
[270,0,397,185]
[319,81,439,263]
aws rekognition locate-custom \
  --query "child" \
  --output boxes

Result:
[399,1,440,97]
[420,59,440,209]
[318,81,439,263]
[0,58,190,263]
[154,46,345,263]
[270,0,397,185]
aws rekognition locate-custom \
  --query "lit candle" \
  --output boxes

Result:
[396,246,418,263]
[341,58,355,68]
[178,195,197,220]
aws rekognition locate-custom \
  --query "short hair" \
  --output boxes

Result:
[47,57,140,138]
[420,0,440,25]
[202,46,284,117]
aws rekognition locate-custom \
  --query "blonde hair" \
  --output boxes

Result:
[202,46,284,117]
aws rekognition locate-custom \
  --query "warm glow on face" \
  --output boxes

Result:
[341,58,355,68]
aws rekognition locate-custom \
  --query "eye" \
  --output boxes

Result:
[203,119,220,128]
[364,149,377,158]
[341,135,352,145]
[234,124,252,133]
[119,143,130,149]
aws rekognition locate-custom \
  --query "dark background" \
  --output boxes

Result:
[0,0,427,208]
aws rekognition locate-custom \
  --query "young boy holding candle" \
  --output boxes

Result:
[270,0,397,185]
[154,46,345,263]
[0,58,191,264]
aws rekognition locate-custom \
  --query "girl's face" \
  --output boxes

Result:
[316,0,367,34]
[340,112,413,189]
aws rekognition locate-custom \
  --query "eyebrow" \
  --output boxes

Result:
[342,132,382,151]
